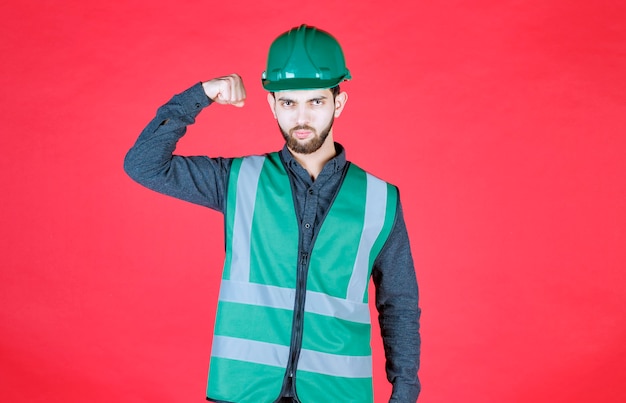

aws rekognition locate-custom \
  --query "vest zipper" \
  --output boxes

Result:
[274,251,309,402]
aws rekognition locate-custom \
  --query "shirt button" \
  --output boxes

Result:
[304,223,311,229]
[308,189,314,195]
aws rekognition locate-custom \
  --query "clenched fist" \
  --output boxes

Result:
[202,74,247,107]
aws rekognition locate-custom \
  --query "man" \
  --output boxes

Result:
[124,25,420,403]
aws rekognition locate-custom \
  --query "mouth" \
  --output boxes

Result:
[289,125,315,140]
[293,130,313,140]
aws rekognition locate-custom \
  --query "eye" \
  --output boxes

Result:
[311,99,324,106]
[280,100,294,108]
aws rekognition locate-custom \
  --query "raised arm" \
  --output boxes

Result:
[123,75,246,212]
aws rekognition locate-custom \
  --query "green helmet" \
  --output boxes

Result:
[262,25,352,91]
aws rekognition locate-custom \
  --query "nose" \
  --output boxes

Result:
[296,105,311,126]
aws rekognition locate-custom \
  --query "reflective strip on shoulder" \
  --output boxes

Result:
[230,155,266,282]
[346,173,388,302]
[212,335,372,378]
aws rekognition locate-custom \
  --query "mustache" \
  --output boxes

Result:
[290,125,316,134]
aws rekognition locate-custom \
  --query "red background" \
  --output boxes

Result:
[1,1,625,402]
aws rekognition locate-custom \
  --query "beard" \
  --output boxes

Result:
[279,116,334,154]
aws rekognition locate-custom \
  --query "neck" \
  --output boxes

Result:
[289,134,336,180]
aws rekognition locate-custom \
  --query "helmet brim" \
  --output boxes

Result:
[262,77,349,92]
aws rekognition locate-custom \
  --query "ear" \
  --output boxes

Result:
[333,91,348,118]
[267,93,277,119]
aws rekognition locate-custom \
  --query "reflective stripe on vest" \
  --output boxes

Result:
[211,335,373,378]
[207,153,398,403]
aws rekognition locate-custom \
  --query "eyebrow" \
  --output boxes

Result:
[277,95,328,102]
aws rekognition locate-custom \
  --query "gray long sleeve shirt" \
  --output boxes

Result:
[123,83,421,402]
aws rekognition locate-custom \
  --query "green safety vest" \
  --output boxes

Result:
[206,152,398,403]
